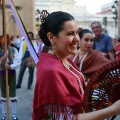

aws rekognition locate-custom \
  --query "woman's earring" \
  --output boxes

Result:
[51,41,55,52]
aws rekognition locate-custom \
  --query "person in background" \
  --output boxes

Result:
[10,36,15,43]
[112,37,117,50]
[14,35,22,51]
[20,35,24,42]
[115,37,120,60]
[9,36,18,50]
[0,34,20,120]
[32,11,120,120]
[78,27,83,33]
[91,21,115,61]
[71,29,110,83]
[16,32,38,89]
[35,34,45,57]
[77,28,83,49]
[112,37,118,60]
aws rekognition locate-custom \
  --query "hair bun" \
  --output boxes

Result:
[40,10,49,23]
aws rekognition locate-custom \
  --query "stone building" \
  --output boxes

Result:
[0,0,35,36]
[35,0,89,15]
[98,0,119,37]
[75,14,115,37]
[0,0,119,38]
[35,0,116,37]
[118,0,120,36]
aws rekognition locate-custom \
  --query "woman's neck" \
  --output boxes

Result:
[95,34,101,40]
[49,50,68,63]
[79,49,88,54]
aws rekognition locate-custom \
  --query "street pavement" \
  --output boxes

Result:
[15,67,36,120]
[0,67,120,120]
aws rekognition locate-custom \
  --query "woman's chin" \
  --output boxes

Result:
[70,50,78,55]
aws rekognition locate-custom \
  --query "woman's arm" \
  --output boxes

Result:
[76,100,120,120]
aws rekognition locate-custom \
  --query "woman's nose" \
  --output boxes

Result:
[88,41,92,45]
[74,34,79,41]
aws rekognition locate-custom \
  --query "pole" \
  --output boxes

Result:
[115,16,117,37]
[2,0,10,119]
[2,0,4,34]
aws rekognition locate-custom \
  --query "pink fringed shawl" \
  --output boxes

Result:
[33,53,85,120]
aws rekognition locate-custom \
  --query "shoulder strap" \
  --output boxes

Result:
[72,51,79,62]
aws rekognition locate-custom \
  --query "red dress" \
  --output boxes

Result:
[32,53,85,120]
[116,44,120,60]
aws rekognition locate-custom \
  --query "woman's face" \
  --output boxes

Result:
[53,20,79,57]
[79,33,94,52]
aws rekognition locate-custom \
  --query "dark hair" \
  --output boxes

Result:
[91,21,102,29]
[10,36,14,40]
[78,27,83,33]
[79,29,93,39]
[28,31,34,38]
[17,35,19,38]
[39,11,74,46]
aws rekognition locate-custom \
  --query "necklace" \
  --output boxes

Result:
[63,62,84,94]
[79,49,87,54]
[49,50,84,94]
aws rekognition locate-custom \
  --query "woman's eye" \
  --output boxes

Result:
[76,31,79,34]
[67,32,74,35]
[90,39,94,42]
[84,39,88,42]
[84,38,94,42]
[67,33,72,35]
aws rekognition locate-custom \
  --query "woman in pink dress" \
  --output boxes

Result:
[33,11,120,120]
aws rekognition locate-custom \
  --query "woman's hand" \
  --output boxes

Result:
[73,100,120,120]
[4,63,11,69]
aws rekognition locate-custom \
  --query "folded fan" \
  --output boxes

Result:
[83,60,120,120]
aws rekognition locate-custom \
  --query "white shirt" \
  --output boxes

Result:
[18,40,38,61]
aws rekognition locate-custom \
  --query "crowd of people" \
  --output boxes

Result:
[0,10,120,120]
[0,32,45,120]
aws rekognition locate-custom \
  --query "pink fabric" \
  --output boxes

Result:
[33,53,85,119]
[72,49,110,76]
[116,44,120,60]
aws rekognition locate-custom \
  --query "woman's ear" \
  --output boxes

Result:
[47,32,55,44]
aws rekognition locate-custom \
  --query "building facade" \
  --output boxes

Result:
[35,0,116,37]
[98,0,119,37]
[0,0,119,38]
[35,0,89,15]
[0,0,35,36]
[75,14,115,37]
[118,0,120,36]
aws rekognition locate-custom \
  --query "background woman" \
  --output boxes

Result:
[71,29,110,83]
